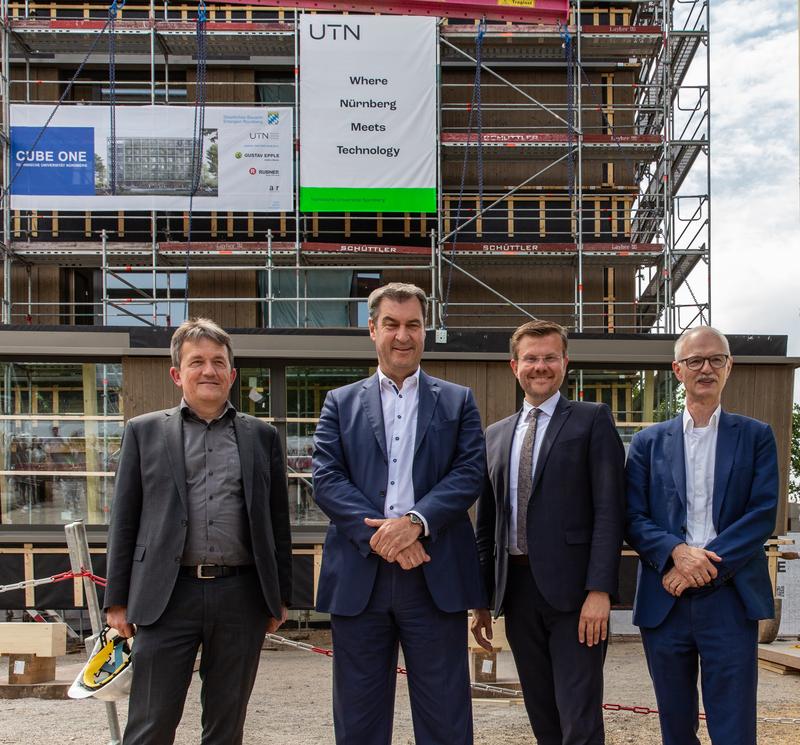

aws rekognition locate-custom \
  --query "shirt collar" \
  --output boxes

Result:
[682,405,721,433]
[378,367,420,394]
[522,390,561,419]
[180,397,237,423]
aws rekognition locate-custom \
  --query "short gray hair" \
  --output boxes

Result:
[674,326,731,361]
[367,282,428,322]
[170,318,234,368]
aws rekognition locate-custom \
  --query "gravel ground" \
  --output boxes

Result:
[1,633,799,744]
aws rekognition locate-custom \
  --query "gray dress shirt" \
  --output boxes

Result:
[179,399,254,566]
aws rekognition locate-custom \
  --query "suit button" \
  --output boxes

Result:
[181,520,188,527]
[379,491,386,497]
[681,526,687,534]
[174,557,180,563]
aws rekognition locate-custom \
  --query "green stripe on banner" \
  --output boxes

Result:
[300,187,437,213]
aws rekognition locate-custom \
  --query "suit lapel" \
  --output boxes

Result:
[712,411,738,527]
[531,395,572,493]
[163,408,188,510]
[500,411,522,515]
[415,371,439,456]
[667,415,687,508]
[359,373,388,462]
[233,414,255,512]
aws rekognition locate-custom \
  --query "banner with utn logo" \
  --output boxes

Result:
[299,15,437,213]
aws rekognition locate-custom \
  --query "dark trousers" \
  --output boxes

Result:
[640,585,758,745]
[123,572,270,745]
[503,562,606,745]
[330,560,472,745]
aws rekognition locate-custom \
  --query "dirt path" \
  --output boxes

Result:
[1,635,798,743]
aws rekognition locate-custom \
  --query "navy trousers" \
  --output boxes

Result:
[503,562,606,745]
[330,560,472,745]
[640,584,758,745]
[124,572,270,745]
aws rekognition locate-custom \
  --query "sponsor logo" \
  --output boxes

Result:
[267,111,280,126]
[235,151,243,159]
[249,168,257,175]
[307,23,361,41]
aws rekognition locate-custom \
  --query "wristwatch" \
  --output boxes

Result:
[406,512,424,529]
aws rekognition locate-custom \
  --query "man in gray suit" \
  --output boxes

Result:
[105,318,292,745]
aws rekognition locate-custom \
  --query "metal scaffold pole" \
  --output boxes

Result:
[575,0,584,332]
[1,0,11,325]
[64,520,122,745]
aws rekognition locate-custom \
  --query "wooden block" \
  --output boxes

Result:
[758,659,800,676]
[472,650,498,683]
[0,623,67,657]
[7,654,57,684]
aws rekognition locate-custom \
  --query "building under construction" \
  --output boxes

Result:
[0,1,796,612]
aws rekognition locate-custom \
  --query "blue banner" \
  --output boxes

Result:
[11,126,95,196]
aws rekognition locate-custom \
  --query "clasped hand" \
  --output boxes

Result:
[364,516,430,570]
[663,544,722,597]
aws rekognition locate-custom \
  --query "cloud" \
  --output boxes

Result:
[674,1,799,367]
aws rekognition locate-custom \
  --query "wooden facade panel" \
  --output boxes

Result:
[0,265,60,325]
[384,265,636,332]
[10,65,59,103]
[121,357,180,421]
[188,69,256,103]
[188,270,257,328]
[422,360,517,428]
[722,364,795,533]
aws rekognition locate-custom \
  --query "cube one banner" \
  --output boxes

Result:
[10,105,293,211]
[299,15,437,213]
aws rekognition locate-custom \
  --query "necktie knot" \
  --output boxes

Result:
[527,407,541,424]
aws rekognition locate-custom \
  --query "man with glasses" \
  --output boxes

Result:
[626,326,778,745]
[472,320,625,745]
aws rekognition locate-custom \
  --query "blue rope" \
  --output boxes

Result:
[108,1,124,195]
[184,1,208,320]
[441,19,486,329]
[560,22,575,234]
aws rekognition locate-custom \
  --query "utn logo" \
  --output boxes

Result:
[308,23,361,41]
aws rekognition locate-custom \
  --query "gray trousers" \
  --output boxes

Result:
[123,571,269,745]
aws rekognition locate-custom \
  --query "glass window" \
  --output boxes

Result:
[286,366,371,526]
[237,367,271,417]
[104,272,187,327]
[0,362,123,526]
[567,368,681,445]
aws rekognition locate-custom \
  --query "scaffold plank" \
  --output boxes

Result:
[220,0,569,24]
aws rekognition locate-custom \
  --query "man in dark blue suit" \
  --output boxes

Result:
[626,326,778,745]
[312,282,486,745]
[472,320,625,745]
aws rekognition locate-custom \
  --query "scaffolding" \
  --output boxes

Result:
[0,0,710,334]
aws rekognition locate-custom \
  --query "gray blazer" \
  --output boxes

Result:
[105,406,292,625]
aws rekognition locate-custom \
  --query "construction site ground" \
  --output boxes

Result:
[1,633,798,744]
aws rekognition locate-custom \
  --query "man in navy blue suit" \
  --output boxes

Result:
[626,326,778,745]
[312,282,486,745]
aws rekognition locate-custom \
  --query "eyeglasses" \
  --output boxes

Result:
[519,355,563,366]
[677,354,729,371]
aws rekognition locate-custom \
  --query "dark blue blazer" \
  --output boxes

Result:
[625,410,778,628]
[476,396,625,615]
[312,370,487,616]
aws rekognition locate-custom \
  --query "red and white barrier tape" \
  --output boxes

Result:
[0,568,107,595]
[264,633,800,725]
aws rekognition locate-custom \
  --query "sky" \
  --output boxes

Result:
[701,1,799,393]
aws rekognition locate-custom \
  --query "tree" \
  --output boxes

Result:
[790,403,800,505]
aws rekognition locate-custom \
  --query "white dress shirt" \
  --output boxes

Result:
[508,391,561,555]
[377,367,428,535]
[682,406,720,548]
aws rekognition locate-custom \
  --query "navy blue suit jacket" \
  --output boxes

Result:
[476,396,625,615]
[312,370,487,616]
[625,410,778,628]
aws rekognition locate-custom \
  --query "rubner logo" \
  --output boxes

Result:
[308,23,361,41]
